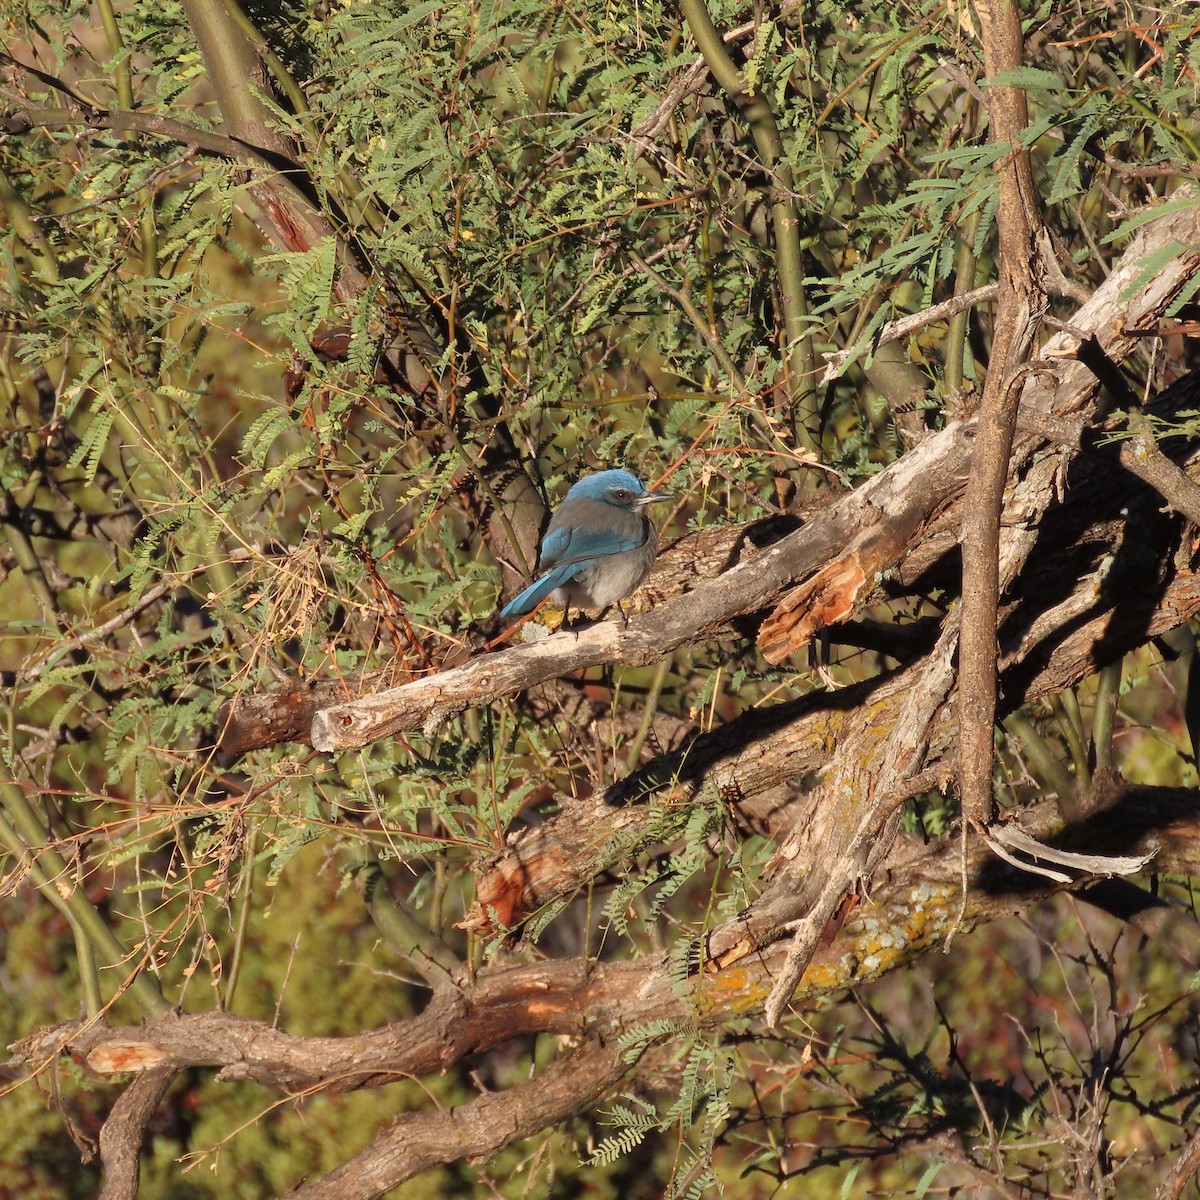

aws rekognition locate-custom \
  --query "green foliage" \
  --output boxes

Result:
[1,0,1198,1196]
[590,1029,732,1200]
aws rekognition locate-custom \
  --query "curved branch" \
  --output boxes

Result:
[281,1042,628,1200]
[820,284,1000,384]
[6,102,288,164]
[99,1069,177,1200]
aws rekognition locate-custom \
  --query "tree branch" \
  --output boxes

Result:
[26,783,1200,1106]
[959,0,1048,828]
[819,283,1000,384]
[281,1042,628,1199]
[309,420,976,751]
[98,1068,177,1200]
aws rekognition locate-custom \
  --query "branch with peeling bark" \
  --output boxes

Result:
[42,852,1181,1078]
[165,196,1200,1200]
[307,419,975,751]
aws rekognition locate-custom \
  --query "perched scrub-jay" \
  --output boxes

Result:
[499,469,671,619]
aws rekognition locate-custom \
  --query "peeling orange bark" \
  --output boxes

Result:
[757,554,868,663]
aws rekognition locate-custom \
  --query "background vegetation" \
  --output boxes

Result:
[2,0,1200,1196]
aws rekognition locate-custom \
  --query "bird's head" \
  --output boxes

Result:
[565,469,671,510]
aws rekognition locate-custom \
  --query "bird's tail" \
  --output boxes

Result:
[499,569,569,619]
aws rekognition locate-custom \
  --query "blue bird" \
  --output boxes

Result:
[500,469,671,619]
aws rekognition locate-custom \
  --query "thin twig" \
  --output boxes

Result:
[20,584,171,682]
[820,284,1000,383]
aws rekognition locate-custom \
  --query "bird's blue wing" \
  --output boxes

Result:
[539,522,646,570]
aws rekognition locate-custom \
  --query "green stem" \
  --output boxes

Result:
[352,847,461,982]
[0,814,102,1015]
[141,202,160,279]
[1051,690,1090,791]
[626,658,672,772]
[0,784,168,1015]
[189,0,385,242]
[211,0,386,237]
[183,0,283,151]
[1002,711,1079,821]
[221,821,258,1010]
[2,488,59,624]
[97,0,135,110]
[218,0,311,125]
[71,919,103,1017]
[0,167,60,285]
[677,0,818,461]
[1091,659,1122,770]
[1159,625,1200,762]
[182,0,413,305]
[945,209,981,394]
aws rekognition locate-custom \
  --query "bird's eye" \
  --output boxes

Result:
[611,489,630,501]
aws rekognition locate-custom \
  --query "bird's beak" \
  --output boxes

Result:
[634,491,672,507]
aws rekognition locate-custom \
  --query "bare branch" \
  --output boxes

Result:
[98,1069,177,1200]
[959,0,1048,829]
[311,421,976,750]
[29,784,1200,1101]
[819,284,1000,384]
[281,1043,627,1200]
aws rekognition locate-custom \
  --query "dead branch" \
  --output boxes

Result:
[280,1041,629,1200]
[34,784,1200,1088]
[309,421,976,751]
[819,283,1001,384]
[461,439,1200,950]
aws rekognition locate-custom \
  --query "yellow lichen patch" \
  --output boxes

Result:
[842,882,960,980]
[692,961,774,1016]
[793,957,858,997]
[691,882,965,1021]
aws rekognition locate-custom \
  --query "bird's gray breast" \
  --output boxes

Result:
[569,525,656,607]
